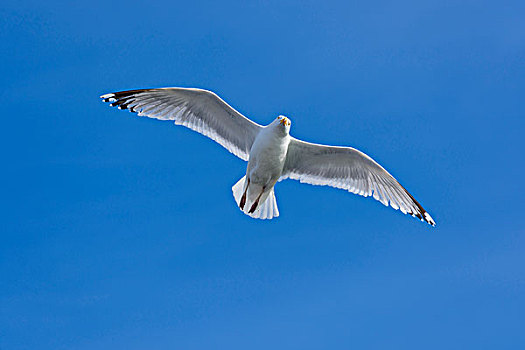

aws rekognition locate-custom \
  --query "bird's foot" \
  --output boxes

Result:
[239,178,250,210]
[248,200,259,214]
[240,193,247,210]
[248,186,265,214]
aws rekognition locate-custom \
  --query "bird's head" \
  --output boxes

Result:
[275,115,291,133]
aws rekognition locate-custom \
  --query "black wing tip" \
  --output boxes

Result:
[100,88,154,102]
[100,89,154,112]
[396,182,435,227]
[415,211,436,227]
[424,211,436,227]
[100,93,115,103]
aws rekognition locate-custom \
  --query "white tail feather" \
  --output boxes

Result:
[232,175,247,205]
[232,176,279,220]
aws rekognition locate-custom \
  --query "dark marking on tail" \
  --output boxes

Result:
[239,178,249,210]
[248,185,265,214]
[248,200,259,214]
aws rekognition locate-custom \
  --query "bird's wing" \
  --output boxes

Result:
[100,88,262,161]
[282,138,435,226]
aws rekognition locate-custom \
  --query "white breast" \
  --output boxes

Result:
[247,124,290,186]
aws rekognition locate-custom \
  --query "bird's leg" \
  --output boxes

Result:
[239,178,250,210]
[248,186,265,214]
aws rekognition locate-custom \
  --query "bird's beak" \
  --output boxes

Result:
[280,117,290,126]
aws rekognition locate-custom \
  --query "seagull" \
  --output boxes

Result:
[100,87,435,226]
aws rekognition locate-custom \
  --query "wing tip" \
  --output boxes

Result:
[424,212,436,227]
[100,93,116,103]
[100,89,153,103]
[397,183,435,227]
[413,211,436,227]
[100,91,138,111]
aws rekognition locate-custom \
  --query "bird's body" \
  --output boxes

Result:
[236,117,291,218]
[248,118,290,188]
[101,87,435,226]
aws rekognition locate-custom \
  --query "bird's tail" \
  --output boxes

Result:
[232,176,279,220]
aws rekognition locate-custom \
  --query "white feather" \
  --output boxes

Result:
[282,138,435,226]
[100,88,262,161]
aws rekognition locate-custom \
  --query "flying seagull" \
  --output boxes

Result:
[100,87,435,226]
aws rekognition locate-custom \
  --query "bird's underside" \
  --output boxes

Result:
[100,87,435,226]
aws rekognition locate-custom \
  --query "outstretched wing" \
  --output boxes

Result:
[100,88,262,161]
[282,138,435,226]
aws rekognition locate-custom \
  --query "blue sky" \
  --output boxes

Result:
[1,0,524,349]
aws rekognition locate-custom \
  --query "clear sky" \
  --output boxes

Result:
[1,0,524,349]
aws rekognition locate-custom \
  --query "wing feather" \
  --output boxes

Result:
[282,138,435,226]
[100,87,262,161]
